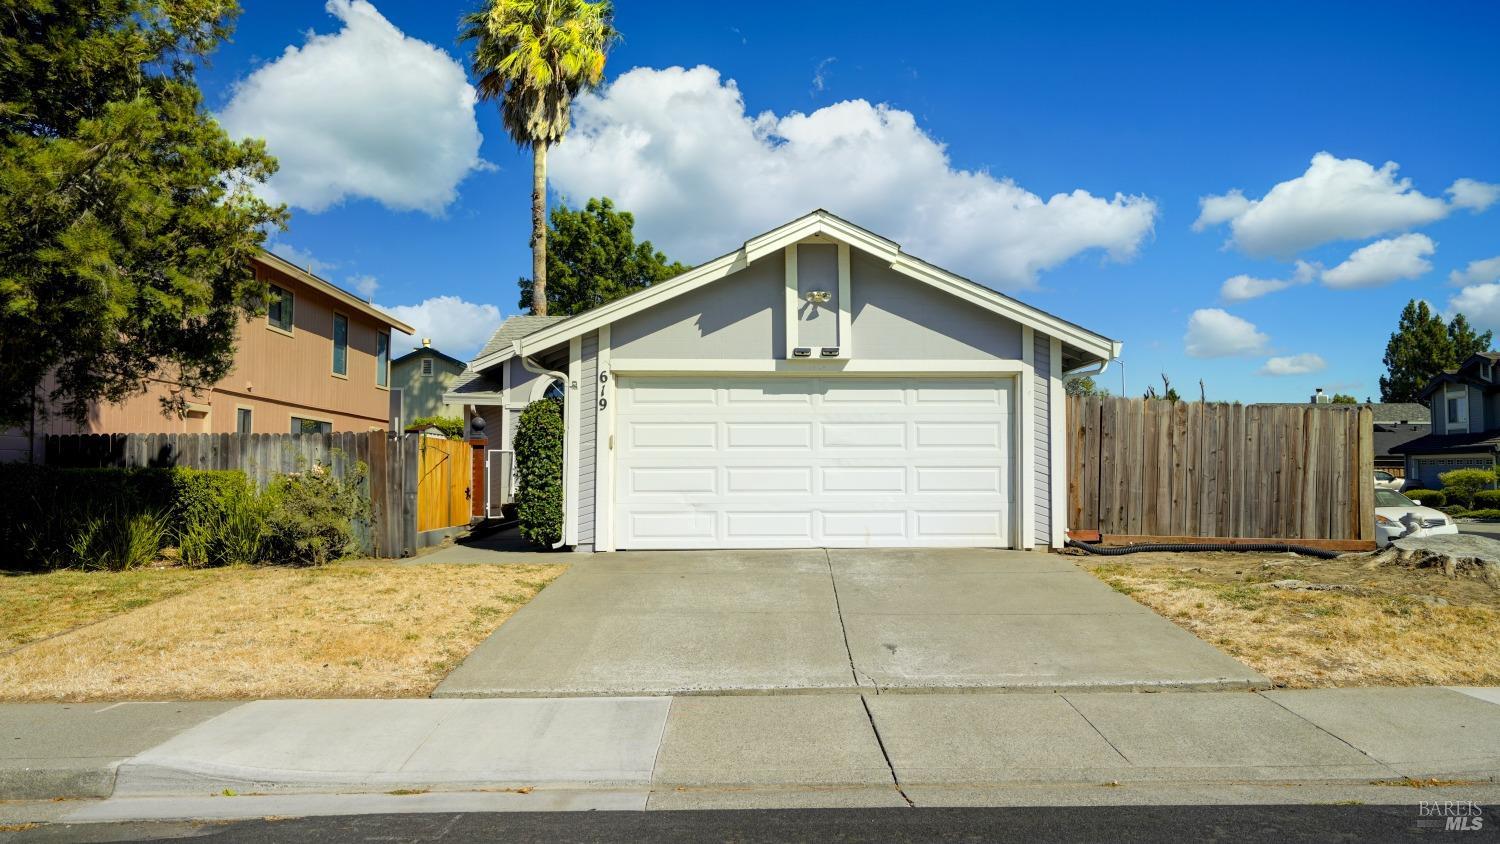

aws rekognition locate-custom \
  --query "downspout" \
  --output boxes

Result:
[515,341,570,551]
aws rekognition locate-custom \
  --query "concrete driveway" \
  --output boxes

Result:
[433,547,1267,697]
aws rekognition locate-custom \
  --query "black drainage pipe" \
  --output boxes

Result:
[1065,538,1341,560]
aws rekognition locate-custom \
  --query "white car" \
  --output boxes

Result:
[1374,488,1458,547]
[1374,471,1404,491]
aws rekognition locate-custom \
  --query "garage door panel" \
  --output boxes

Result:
[726,511,814,541]
[726,381,817,405]
[615,376,1015,550]
[916,467,1004,493]
[822,466,906,493]
[726,466,813,494]
[726,422,812,449]
[822,422,905,449]
[622,380,718,407]
[628,422,716,449]
[916,511,1007,538]
[915,422,1002,449]
[628,511,715,540]
[821,511,909,541]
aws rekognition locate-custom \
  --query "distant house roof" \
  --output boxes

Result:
[1368,403,1428,425]
[1419,372,1497,399]
[1389,429,1500,456]
[1373,423,1430,458]
[1249,401,1428,425]
[393,346,467,369]
[445,315,569,402]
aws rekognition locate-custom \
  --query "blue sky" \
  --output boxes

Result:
[201,1,1500,402]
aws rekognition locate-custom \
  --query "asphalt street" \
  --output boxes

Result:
[13,805,1497,844]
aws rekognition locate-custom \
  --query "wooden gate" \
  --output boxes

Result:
[417,436,472,532]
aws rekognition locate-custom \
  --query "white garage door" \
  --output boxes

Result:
[613,376,1014,549]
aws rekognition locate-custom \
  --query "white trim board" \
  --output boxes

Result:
[608,358,1028,375]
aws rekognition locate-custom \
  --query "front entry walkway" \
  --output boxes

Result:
[433,547,1267,697]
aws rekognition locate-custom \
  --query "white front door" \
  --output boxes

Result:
[612,376,1015,549]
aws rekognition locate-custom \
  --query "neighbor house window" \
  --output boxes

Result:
[421,357,434,377]
[332,314,348,376]
[1447,389,1468,428]
[236,408,252,434]
[267,284,294,332]
[376,331,390,387]
[291,417,332,435]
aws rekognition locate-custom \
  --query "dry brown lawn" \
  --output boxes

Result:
[1082,550,1500,688]
[0,563,564,701]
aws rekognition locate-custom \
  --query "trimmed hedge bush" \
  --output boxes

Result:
[409,415,465,438]
[1438,467,1496,509]
[1403,488,1445,507]
[514,398,564,548]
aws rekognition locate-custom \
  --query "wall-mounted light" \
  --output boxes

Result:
[804,290,831,305]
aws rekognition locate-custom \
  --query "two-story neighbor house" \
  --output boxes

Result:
[8,250,414,455]
[1391,352,1500,488]
[391,341,467,430]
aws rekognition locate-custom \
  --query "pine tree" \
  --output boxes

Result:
[1448,313,1494,362]
[1379,300,1464,402]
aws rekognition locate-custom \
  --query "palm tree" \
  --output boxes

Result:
[462,1,617,316]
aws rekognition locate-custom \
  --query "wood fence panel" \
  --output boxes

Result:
[41,430,439,557]
[1065,397,1373,542]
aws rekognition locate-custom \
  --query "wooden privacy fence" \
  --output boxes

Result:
[416,436,471,533]
[43,431,475,557]
[1067,397,1375,544]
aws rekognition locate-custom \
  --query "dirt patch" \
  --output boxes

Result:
[0,562,564,701]
[1079,549,1500,688]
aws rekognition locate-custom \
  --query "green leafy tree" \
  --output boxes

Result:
[0,0,287,427]
[1065,375,1099,397]
[1447,312,1493,362]
[1380,301,1464,403]
[517,198,688,315]
[461,0,617,316]
[1330,393,1359,404]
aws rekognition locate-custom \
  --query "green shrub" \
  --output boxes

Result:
[1471,489,1500,509]
[409,415,465,438]
[0,465,176,571]
[259,463,369,566]
[1404,488,1445,507]
[69,505,171,571]
[514,399,564,548]
[1439,468,1496,509]
[178,485,270,568]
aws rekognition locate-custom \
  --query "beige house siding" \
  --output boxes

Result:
[26,255,408,439]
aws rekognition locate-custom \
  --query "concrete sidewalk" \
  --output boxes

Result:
[4,687,1498,820]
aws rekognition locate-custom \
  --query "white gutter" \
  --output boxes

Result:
[1063,341,1123,378]
[514,341,569,550]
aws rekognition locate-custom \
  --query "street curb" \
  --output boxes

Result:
[0,764,117,800]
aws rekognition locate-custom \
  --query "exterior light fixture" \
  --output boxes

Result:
[804,290,831,305]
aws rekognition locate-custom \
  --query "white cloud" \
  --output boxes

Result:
[1184,308,1269,358]
[1191,190,1251,232]
[1448,284,1500,333]
[549,65,1157,289]
[1259,353,1327,376]
[1451,255,1500,286]
[1220,259,1318,302]
[812,57,836,92]
[1320,233,1435,289]
[219,0,484,214]
[381,296,504,360]
[346,274,379,299]
[267,241,335,276]
[1448,178,1500,212]
[1193,152,1451,257]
